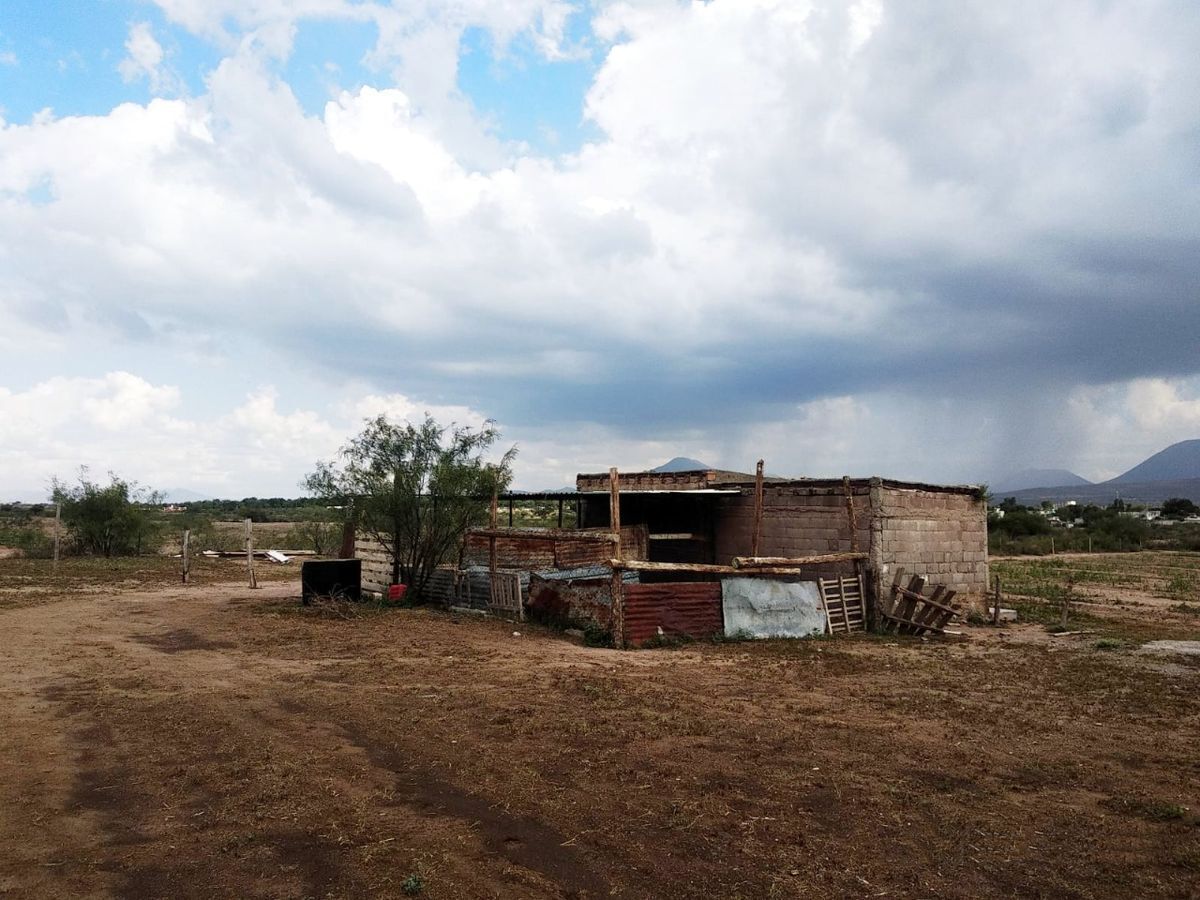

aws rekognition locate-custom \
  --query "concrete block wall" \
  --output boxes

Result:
[577,471,710,492]
[711,481,988,605]
[876,486,988,600]
[713,486,871,563]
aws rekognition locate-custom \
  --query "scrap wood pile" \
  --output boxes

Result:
[881,569,961,635]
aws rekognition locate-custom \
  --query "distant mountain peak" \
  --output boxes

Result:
[993,468,1092,493]
[1109,439,1200,484]
[651,456,711,473]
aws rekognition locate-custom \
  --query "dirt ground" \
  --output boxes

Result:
[1,557,1198,899]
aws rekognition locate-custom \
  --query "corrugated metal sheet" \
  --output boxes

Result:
[623,582,723,647]
[463,534,556,569]
[461,526,648,570]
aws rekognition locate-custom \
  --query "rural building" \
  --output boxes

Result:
[574,468,989,598]
[358,466,988,647]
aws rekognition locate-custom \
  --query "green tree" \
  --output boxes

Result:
[1161,498,1199,519]
[304,416,515,599]
[51,469,163,557]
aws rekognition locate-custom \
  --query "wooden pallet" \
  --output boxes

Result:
[881,569,960,635]
[819,574,867,634]
[489,572,524,621]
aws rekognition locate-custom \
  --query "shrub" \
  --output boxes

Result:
[51,469,164,557]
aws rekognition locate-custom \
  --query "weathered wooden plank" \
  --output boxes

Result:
[468,527,619,543]
[733,552,869,568]
[881,611,947,635]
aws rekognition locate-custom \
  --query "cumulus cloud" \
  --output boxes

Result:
[0,374,503,499]
[118,22,181,95]
[1,0,1199,496]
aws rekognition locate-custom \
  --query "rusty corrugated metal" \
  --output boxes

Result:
[623,582,723,647]
[463,535,556,569]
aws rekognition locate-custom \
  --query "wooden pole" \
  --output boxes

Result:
[992,574,1002,626]
[609,468,624,648]
[557,498,564,529]
[182,529,190,585]
[843,476,859,552]
[339,500,356,559]
[733,552,868,568]
[52,502,61,574]
[508,496,514,527]
[489,491,498,579]
[751,459,765,557]
[609,468,621,560]
[613,559,863,577]
[245,518,258,589]
[469,527,617,543]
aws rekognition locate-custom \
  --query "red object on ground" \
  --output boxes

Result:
[388,584,407,602]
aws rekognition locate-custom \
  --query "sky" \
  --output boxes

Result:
[1,0,1199,500]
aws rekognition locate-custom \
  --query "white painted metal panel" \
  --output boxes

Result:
[721,577,826,639]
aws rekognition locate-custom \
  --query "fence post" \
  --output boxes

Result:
[52,502,61,573]
[182,529,190,585]
[609,468,624,647]
[245,518,258,589]
[752,460,765,557]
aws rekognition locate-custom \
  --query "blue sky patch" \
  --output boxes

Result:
[0,0,218,122]
[457,23,600,154]
[284,17,382,117]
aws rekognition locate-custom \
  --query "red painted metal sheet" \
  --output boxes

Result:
[623,582,722,647]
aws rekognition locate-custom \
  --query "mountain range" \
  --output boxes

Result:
[652,457,711,473]
[992,439,1200,505]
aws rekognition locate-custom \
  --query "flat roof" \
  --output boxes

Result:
[499,489,741,500]
[575,470,983,496]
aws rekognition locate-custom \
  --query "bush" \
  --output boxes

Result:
[283,520,343,555]
[0,524,53,558]
[51,469,163,557]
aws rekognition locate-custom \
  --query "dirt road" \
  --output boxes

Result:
[1,571,1198,898]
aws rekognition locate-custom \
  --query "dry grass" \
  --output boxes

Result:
[0,555,1197,897]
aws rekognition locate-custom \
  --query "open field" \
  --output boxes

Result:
[992,551,1200,642]
[1,556,1198,898]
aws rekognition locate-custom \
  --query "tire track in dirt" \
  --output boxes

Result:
[339,719,610,899]
[267,694,610,898]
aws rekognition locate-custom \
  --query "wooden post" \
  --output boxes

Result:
[557,498,564,529]
[610,467,624,648]
[339,501,356,559]
[609,468,621,560]
[751,459,765,557]
[182,529,191,585]
[1060,576,1072,627]
[992,575,1002,626]
[843,476,859,552]
[489,491,498,579]
[867,478,885,630]
[52,502,61,574]
[245,518,258,589]
[844,477,866,594]
[1050,536,1055,556]
[508,496,514,527]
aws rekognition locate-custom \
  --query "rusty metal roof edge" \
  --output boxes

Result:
[575,470,982,495]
